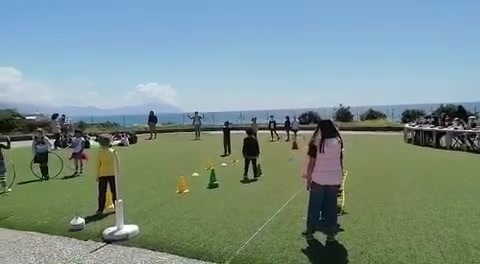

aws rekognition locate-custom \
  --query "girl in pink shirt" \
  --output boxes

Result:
[302,119,343,241]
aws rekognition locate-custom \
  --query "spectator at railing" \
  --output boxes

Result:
[452,117,465,129]
[467,116,477,129]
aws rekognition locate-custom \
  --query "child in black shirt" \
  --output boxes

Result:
[242,128,260,181]
[222,121,232,156]
[284,116,291,142]
[268,115,280,141]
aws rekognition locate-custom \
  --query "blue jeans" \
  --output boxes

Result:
[306,182,339,235]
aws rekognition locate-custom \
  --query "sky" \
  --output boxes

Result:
[0,0,479,112]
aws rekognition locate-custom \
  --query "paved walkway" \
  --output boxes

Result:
[0,228,213,264]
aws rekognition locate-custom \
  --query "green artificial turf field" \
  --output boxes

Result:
[1,132,480,264]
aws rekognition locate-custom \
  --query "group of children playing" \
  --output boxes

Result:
[221,120,261,182]
[250,115,300,142]
[1,128,119,216]
[30,128,88,180]
[221,115,300,182]
[222,117,344,242]
[3,117,345,242]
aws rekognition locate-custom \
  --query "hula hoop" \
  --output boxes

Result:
[30,151,64,180]
[337,170,348,216]
[0,158,16,195]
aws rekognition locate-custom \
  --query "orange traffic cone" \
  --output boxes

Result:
[177,176,190,194]
[105,190,115,210]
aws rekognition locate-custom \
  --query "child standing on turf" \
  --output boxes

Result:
[284,116,291,142]
[32,128,53,180]
[268,115,280,141]
[292,116,300,141]
[0,135,11,193]
[302,119,343,242]
[95,134,117,215]
[70,129,87,176]
[188,111,204,140]
[242,128,260,182]
[251,117,259,138]
[222,121,232,156]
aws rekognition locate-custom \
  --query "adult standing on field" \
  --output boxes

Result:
[147,110,158,140]
[188,111,204,140]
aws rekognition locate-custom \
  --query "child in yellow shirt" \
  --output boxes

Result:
[95,134,117,215]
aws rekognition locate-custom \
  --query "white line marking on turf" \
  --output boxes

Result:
[225,186,304,264]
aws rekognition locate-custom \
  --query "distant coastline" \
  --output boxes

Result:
[70,101,480,127]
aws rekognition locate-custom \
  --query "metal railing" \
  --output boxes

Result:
[68,105,479,127]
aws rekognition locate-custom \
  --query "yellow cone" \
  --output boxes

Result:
[177,176,190,194]
[105,191,115,210]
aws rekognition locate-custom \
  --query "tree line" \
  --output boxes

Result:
[297,104,477,125]
[0,109,121,133]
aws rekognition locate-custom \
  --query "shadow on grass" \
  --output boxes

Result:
[59,174,80,180]
[17,179,43,185]
[301,239,349,264]
[84,212,115,225]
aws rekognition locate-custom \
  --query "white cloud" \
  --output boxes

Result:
[0,66,55,104]
[125,83,178,106]
[0,66,178,108]
[0,67,22,84]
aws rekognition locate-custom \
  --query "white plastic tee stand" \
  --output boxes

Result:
[102,151,139,242]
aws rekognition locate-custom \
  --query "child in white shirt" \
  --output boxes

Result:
[120,133,130,147]
[70,129,87,175]
[292,116,300,141]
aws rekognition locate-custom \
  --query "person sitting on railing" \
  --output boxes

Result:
[467,116,477,130]
[466,116,478,150]
[439,113,447,127]
[451,117,469,148]
[452,118,465,129]
[444,117,454,128]
[430,115,446,147]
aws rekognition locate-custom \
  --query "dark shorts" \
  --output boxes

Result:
[194,124,202,131]
[33,153,49,164]
[0,159,6,175]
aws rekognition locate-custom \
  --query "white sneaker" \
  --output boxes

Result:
[6,188,11,192]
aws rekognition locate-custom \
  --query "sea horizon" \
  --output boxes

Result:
[70,101,480,127]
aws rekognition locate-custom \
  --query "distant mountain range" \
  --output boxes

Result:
[0,101,182,116]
